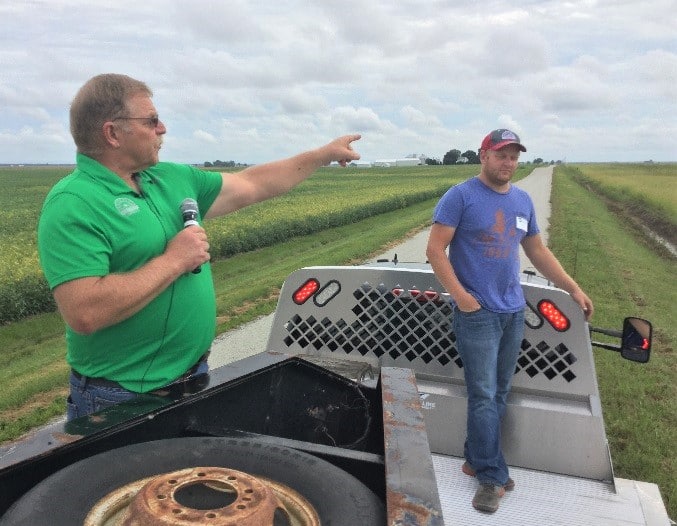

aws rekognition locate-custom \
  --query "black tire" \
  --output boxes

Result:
[0,437,385,525]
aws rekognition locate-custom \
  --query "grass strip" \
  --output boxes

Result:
[550,166,676,518]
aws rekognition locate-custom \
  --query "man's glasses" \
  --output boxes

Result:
[114,116,160,128]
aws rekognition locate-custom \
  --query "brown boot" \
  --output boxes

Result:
[472,483,506,513]
[462,462,515,491]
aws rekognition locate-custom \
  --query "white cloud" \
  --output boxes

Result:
[0,0,674,164]
[331,107,395,133]
[193,130,218,144]
[401,106,443,129]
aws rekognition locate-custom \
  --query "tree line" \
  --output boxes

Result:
[425,149,551,166]
[203,160,248,168]
[204,154,553,168]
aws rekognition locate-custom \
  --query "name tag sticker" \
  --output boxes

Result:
[516,216,528,232]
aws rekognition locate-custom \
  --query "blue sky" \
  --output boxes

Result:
[0,0,675,164]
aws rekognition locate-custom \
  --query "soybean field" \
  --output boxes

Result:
[0,163,486,325]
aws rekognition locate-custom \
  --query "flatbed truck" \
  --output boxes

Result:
[0,262,669,525]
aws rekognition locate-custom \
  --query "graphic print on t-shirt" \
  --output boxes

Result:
[477,209,515,260]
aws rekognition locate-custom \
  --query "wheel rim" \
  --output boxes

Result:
[83,466,321,526]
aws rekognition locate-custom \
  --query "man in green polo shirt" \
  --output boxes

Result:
[38,73,361,420]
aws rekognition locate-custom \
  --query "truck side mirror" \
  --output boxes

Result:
[620,317,651,363]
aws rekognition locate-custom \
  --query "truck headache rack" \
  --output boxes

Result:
[269,264,613,481]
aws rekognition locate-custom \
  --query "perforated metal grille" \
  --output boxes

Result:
[284,283,461,367]
[282,282,579,381]
[517,340,578,382]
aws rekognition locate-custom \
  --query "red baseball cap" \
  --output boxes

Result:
[480,129,527,152]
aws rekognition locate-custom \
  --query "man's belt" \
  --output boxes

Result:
[71,352,210,390]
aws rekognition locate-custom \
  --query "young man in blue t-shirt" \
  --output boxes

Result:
[426,129,593,513]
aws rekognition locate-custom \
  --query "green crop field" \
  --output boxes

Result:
[563,163,676,248]
[1,163,510,325]
[572,163,676,220]
[202,165,478,257]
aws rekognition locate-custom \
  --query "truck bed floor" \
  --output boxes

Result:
[432,454,668,525]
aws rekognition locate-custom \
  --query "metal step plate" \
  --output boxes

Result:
[432,454,669,526]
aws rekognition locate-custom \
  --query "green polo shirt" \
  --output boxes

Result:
[38,154,223,392]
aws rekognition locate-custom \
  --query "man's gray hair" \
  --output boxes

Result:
[70,73,152,157]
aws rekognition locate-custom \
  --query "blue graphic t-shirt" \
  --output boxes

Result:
[432,176,539,313]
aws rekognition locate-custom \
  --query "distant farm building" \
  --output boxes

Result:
[341,158,424,168]
[395,158,421,167]
[372,158,422,167]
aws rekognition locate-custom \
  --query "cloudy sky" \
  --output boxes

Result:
[1,0,675,165]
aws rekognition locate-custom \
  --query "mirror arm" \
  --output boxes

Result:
[591,340,621,352]
[589,326,622,338]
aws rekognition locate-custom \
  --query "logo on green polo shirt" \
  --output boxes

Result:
[114,197,140,217]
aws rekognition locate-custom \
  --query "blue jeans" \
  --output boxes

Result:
[453,306,525,486]
[67,359,209,421]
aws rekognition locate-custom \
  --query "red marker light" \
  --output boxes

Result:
[642,338,650,350]
[292,278,320,304]
[537,300,570,332]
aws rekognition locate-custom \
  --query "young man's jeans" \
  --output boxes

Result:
[67,359,209,421]
[453,306,525,487]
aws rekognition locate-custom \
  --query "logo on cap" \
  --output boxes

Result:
[481,129,527,152]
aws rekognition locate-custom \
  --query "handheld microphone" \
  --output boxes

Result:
[180,198,202,274]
